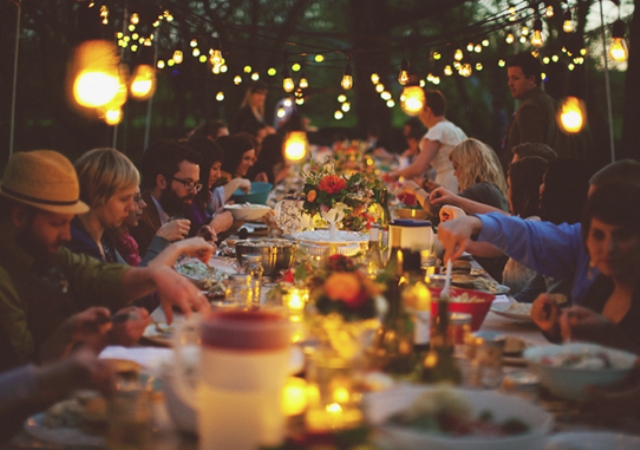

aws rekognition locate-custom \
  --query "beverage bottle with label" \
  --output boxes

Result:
[365,225,383,279]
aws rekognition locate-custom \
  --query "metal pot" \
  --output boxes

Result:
[235,238,296,277]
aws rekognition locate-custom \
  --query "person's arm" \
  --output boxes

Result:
[223,178,251,201]
[390,139,439,179]
[430,187,507,216]
[146,237,215,269]
[139,235,171,267]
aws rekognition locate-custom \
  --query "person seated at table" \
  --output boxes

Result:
[132,140,219,254]
[0,150,209,372]
[388,90,466,193]
[435,159,640,306]
[250,133,289,186]
[531,182,640,353]
[220,134,259,183]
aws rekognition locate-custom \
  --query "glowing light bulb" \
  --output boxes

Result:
[475,62,483,71]
[129,64,156,100]
[505,29,515,44]
[216,91,224,101]
[466,42,474,52]
[157,60,165,69]
[277,107,286,118]
[299,75,308,89]
[386,99,395,108]
[531,18,544,48]
[251,72,260,81]
[545,5,554,18]
[375,83,384,93]
[243,65,252,73]
[444,65,453,76]
[295,97,304,105]
[458,63,472,78]
[282,67,294,92]
[130,13,139,25]
[190,39,198,48]
[209,49,223,67]
[370,73,380,84]
[172,50,183,64]
[234,75,242,85]
[400,85,424,116]
[432,76,441,85]
[341,102,350,112]
[521,25,529,36]
[558,96,585,133]
[284,131,308,162]
[284,98,293,107]
[104,108,122,125]
[563,10,574,33]
[74,71,120,108]
[482,39,489,47]
[267,67,277,76]
[610,19,628,62]
[341,63,353,90]
[454,49,464,61]
[315,54,324,63]
[334,110,344,120]
[498,59,506,67]
[380,91,391,101]
[337,94,347,103]
[192,48,200,57]
[291,63,301,72]
[100,5,109,24]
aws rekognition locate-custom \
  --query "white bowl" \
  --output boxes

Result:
[524,343,637,401]
[364,385,553,450]
[224,204,272,222]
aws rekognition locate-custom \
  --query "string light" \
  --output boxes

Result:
[130,65,156,100]
[400,85,424,116]
[192,48,201,57]
[505,28,515,44]
[130,13,139,25]
[386,99,395,108]
[295,97,304,105]
[610,19,628,62]
[172,50,183,64]
[370,73,380,84]
[104,108,123,125]
[277,107,286,118]
[167,59,175,67]
[398,58,410,85]
[380,91,392,101]
[558,96,585,133]
[419,80,426,87]
[454,49,464,61]
[498,59,506,67]
[251,72,260,81]
[234,75,242,85]
[334,110,344,120]
[267,67,277,76]
[563,9,574,33]
[337,94,347,103]
[341,102,351,112]
[475,62,483,71]
[100,5,109,24]
[292,63,301,72]
[375,83,384,93]
[157,60,165,69]
[509,5,517,21]
[299,73,309,89]
[341,63,353,90]
[216,91,224,101]
[521,24,529,36]
[482,39,489,47]
[531,18,544,47]
[315,54,324,63]
[244,65,252,73]
[284,98,293,107]
[432,76,441,85]
[282,67,295,92]
[190,39,198,48]
[444,65,453,76]
[545,4,554,18]
[466,42,474,52]
[474,44,482,53]
[458,63,472,78]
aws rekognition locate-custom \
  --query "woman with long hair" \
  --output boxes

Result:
[233,81,269,134]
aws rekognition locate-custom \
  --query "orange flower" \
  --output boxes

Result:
[318,175,347,194]
[324,272,361,303]
[307,189,317,202]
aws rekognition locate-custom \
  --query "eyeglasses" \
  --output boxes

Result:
[171,176,202,193]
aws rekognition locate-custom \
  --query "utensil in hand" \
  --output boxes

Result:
[442,259,453,300]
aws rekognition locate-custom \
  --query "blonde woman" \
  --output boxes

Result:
[233,81,273,134]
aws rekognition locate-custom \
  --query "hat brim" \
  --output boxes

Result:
[0,189,90,215]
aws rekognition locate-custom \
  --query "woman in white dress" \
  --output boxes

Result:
[389,90,466,193]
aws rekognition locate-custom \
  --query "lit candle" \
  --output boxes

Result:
[281,377,308,417]
[283,288,308,313]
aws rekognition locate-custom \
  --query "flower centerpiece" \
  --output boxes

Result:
[301,164,379,233]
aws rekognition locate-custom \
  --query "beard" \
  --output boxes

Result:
[16,225,59,268]
[159,187,195,217]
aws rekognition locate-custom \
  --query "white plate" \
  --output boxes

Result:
[544,431,640,449]
[291,229,368,245]
[224,204,272,222]
[491,302,533,323]
[24,413,104,447]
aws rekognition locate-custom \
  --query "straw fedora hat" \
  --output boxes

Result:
[0,150,89,214]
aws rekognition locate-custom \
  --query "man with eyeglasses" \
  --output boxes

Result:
[132,141,218,255]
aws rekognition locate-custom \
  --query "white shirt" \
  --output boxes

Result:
[421,120,467,192]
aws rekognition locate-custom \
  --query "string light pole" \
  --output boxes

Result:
[599,0,618,163]
[9,0,21,158]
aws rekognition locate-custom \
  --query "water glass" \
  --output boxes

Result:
[224,274,253,308]
[241,254,264,309]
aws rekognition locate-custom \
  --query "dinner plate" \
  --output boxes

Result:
[142,317,188,347]
[543,431,640,449]
[24,412,104,447]
[491,302,533,323]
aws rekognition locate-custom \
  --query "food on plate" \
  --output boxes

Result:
[236,238,294,248]
[452,260,472,274]
[452,274,501,294]
[176,259,210,279]
[447,291,487,303]
[43,392,107,431]
[387,387,529,436]
[505,303,532,316]
[540,351,614,370]
[225,203,269,210]
[147,322,176,340]
[43,398,84,428]
[175,259,229,297]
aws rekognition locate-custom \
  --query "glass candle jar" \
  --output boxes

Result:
[225,274,253,309]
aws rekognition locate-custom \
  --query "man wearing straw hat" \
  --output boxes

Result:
[0,150,209,370]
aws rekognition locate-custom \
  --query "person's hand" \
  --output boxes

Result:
[210,211,233,234]
[440,205,466,223]
[423,180,441,192]
[151,266,210,324]
[531,293,561,334]
[196,225,217,244]
[172,236,216,263]
[254,172,269,182]
[559,305,615,344]
[429,187,459,206]
[436,216,483,263]
[36,347,116,401]
[156,219,190,242]
[401,180,420,196]
[236,178,251,193]
[107,307,152,347]
[62,307,112,343]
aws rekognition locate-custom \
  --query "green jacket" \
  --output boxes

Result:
[0,222,129,370]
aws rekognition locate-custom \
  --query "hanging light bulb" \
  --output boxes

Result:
[545,4,554,18]
[380,91,392,101]
[284,131,308,162]
[531,18,544,48]
[190,39,198,48]
[563,9,574,33]
[216,91,224,101]
[505,28,515,44]
[444,65,453,76]
[334,110,344,120]
[398,58,410,85]
[370,73,380,84]
[341,63,353,90]
[400,85,425,116]
[172,50,183,64]
[234,75,242,85]
[129,64,157,100]
[557,96,586,133]
[466,42,474,52]
[375,83,384,93]
[337,94,347,103]
[251,72,260,81]
[341,102,351,112]
[498,59,506,67]
[458,63,472,78]
[299,73,309,89]
[474,44,482,53]
[521,24,530,36]
[130,13,139,25]
[209,44,223,68]
[284,98,293,108]
[276,107,286,118]
[282,67,294,92]
[99,5,109,24]
[104,108,123,125]
[454,49,464,61]
[610,19,628,62]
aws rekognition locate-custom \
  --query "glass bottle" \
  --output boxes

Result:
[241,254,264,309]
[224,274,253,308]
[421,283,461,385]
[365,225,383,279]
[369,188,391,253]
[371,248,415,375]
[401,250,432,354]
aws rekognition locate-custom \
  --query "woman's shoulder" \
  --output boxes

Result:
[425,121,467,144]
[460,182,508,211]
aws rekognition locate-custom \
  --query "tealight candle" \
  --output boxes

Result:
[283,287,309,313]
[281,377,308,417]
